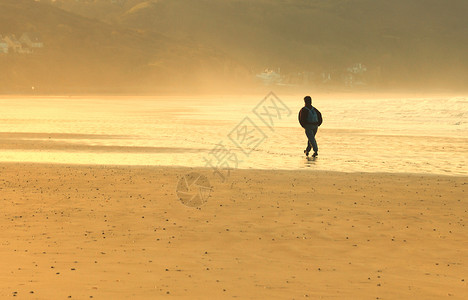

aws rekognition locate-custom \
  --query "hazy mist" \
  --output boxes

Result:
[1,0,467,94]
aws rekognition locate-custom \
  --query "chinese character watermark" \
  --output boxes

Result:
[253,91,291,130]
[227,117,267,155]
[177,91,290,207]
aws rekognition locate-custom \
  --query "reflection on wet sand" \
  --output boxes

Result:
[0,134,206,153]
[0,96,466,175]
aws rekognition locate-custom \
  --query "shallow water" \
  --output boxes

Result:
[0,94,466,176]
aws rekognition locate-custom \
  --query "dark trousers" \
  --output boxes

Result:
[304,124,318,153]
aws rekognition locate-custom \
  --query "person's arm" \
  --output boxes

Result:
[314,108,322,126]
[298,107,308,127]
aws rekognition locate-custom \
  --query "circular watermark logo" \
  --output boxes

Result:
[176,172,211,207]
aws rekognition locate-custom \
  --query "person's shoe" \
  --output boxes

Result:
[304,150,309,157]
[312,152,318,157]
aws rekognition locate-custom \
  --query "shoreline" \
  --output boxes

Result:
[1,91,467,100]
[0,161,467,178]
[0,96,466,177]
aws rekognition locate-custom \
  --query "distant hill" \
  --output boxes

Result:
[0,0,250,94]
[2,0,468,93]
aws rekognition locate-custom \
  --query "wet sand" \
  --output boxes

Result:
[0,132,205,153]
[0,163,466,299]
[1,96,467,175]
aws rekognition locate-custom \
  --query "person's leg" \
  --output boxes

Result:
[311,126,318,154]
[305,138,312,154]
[305,126,318,155]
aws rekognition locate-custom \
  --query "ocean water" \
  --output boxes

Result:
[0,94,466,176]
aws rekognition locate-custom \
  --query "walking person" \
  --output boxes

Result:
[298,96,322,157]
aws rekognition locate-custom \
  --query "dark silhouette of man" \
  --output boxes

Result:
[298,96,322,157]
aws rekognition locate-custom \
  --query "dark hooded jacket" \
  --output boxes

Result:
[298,106,322,128]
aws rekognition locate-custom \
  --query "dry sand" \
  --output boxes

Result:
[0,163,466,299]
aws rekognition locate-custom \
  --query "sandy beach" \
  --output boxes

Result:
[0,163,466,299]
[0,96,466,175]
[2,0,468,298]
